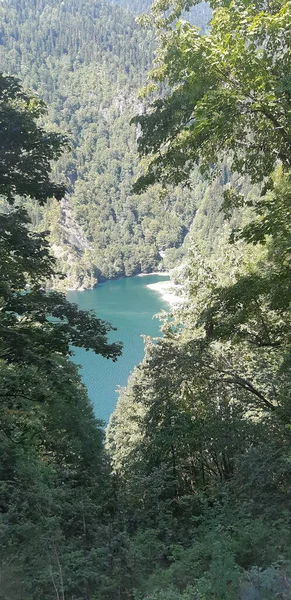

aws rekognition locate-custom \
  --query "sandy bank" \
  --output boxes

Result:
[137,271,170,277]
[147,280,185,307]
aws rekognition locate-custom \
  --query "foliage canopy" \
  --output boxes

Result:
[133,0,291,190]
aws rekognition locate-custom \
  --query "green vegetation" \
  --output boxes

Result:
[1,0,291,598]
[0,0,209,287]
[0,73,123,599]
[106,0,291,598]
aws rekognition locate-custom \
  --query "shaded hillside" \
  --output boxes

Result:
[0,0,203,287]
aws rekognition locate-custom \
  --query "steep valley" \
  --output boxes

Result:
[0,0,210,289]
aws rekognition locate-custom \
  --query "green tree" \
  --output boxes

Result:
[133,0,291,190]
[105,3,291,597]
[0,73,123,599]
[0,73,66,204]
[0,74,122,365]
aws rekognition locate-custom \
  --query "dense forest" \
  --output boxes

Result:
[107,1,291,598]
[0,72,123,597]
[1,0,291,598]
[0,0,210,288]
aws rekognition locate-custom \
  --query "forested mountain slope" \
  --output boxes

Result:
[2,0,291,597]
[111,0,211,25]
[0,0,209,288]
[110,0,152,12]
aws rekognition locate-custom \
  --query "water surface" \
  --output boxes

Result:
[67,274,169,422]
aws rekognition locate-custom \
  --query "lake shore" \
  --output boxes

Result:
[147,280,184,307]
[137,271,170,277]
[65,271,171,291]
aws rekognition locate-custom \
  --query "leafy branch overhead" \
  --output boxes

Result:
[131,0,291,392]
[0,74,67,204]
[133,0,291,191]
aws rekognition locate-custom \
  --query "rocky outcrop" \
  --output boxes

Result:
[50,196,97,291]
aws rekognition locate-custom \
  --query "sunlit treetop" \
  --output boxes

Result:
[133,0,291,191]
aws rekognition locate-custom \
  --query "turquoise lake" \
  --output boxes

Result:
[67,274,169,422]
